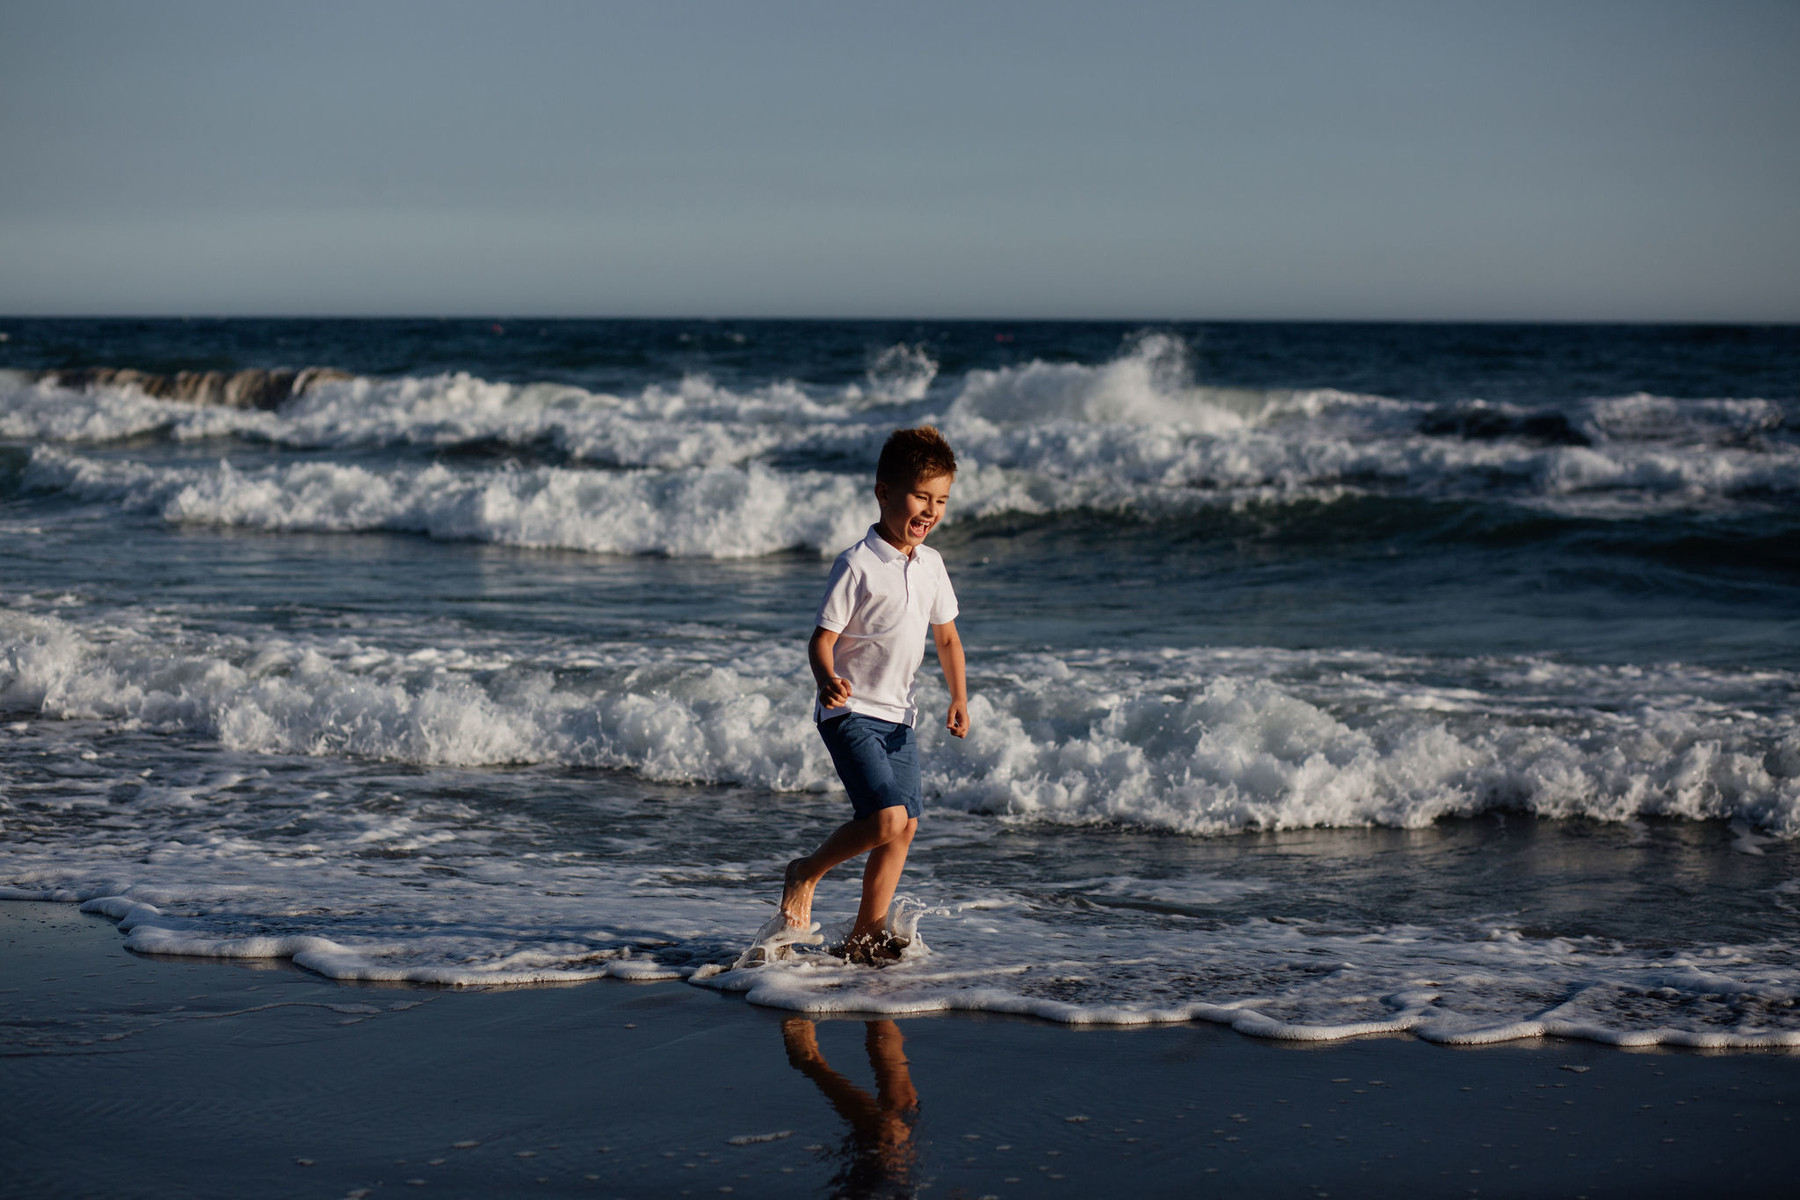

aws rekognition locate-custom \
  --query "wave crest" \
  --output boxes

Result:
[23,447,871,557]
[5,607,1794,836]
[7,338,1798,543]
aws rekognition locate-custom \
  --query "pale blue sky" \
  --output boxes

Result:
[2,0,1796,320]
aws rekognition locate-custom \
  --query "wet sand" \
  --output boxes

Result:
[3,900,1795,1199]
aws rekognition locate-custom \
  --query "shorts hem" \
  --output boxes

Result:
[816,712,923,821]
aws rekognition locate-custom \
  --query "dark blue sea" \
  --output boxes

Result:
[2,318,1796,1044]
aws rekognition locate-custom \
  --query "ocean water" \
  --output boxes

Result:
[2,318,1797,1047]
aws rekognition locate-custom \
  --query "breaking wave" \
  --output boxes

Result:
[19,447,873,558]
[5,332,1795,558]
[5,605,1794,836]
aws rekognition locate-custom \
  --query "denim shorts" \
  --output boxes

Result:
[817,713,922,821]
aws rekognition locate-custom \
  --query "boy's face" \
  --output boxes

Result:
[873,471,953,554]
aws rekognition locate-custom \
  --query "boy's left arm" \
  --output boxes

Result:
[932,621,969,738]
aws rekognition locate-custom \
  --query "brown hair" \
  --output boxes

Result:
[876,425,957,487]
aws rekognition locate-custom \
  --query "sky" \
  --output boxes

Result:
[2,0,1796,321]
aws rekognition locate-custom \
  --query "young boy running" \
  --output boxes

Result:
[777,426,969,965]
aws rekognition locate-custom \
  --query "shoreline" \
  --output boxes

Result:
[5,899,1797,1199]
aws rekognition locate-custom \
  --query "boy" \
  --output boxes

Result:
[776,425,969,965]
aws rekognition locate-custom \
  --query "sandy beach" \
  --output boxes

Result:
[3,900,1794,1199]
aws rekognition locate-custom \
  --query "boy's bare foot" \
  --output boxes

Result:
[780,858,817,929]
[842,930,907,967]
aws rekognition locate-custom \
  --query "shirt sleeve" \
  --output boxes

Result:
[814,554,858,632]
[929,558,959,625]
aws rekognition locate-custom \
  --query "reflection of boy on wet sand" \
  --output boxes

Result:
[782,1017,919,1198]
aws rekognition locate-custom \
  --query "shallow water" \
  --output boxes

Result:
[3,318,1797,1045]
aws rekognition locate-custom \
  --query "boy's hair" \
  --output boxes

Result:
[876,425,957,486]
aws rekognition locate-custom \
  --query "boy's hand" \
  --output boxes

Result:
[946,699,969,738]
[818,675,852,709]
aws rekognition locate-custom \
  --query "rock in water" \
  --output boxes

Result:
[41,365,351,410]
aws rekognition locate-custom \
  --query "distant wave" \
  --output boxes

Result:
[7,337,1791,457]
[17,440,1792,579]
[19,447,873,558]
[17,412,1800,560]
[6,605,1795,836]
[5,334,1796,551]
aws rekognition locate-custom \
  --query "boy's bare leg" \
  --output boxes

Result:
[851,817,917,944]
[779,859,820,929]
[781,809,913,929]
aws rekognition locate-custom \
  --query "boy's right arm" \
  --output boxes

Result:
[809,626,852,709]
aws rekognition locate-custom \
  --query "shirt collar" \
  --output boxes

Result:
[863,524,910,564]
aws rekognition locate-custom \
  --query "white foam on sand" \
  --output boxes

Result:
[694,899,1800,1049]
[12,832,1800,1048]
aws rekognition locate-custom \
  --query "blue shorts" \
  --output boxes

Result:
[817,713,922,821]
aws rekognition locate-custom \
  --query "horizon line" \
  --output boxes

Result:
[4,313,1798,328]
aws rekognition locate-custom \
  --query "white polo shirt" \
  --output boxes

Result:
[813,526,960,726]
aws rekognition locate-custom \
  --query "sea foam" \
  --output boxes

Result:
[5,604,1794,836]
[22,447,873,558]
[7,801,1797,1046]
[5,330,1798,1045]
[7,338,1796,550]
